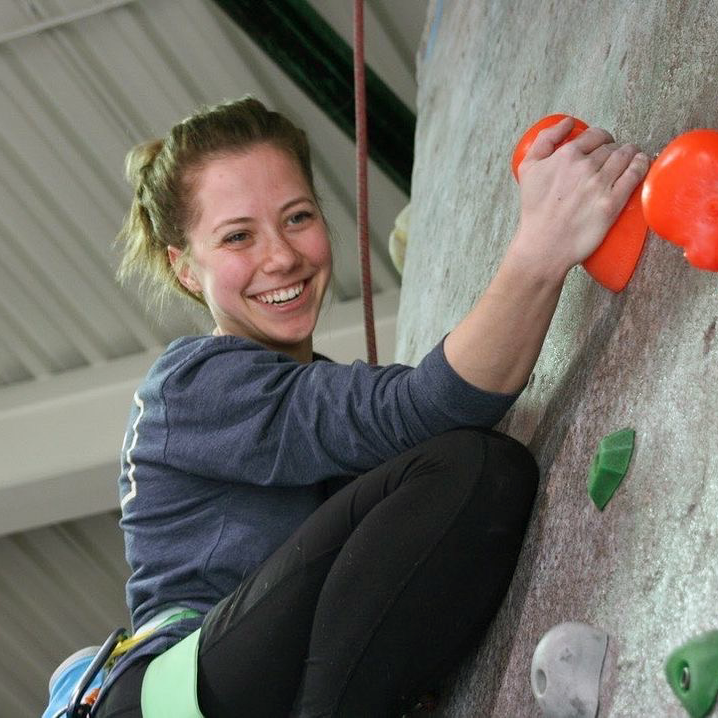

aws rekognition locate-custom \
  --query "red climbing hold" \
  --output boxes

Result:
[642,129,718,271]
[512,114,648,292]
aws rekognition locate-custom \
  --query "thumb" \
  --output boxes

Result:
[519,116,575,178]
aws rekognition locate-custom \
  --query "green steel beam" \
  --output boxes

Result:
[211,0,415,195]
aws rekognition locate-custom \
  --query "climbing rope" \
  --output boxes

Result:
[353,0,377,365]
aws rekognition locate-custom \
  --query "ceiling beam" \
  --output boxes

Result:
[210,0,415,195]
[0,0,137,46]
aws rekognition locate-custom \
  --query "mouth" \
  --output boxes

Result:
[250,280,306,307]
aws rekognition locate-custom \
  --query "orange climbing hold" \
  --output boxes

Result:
[642,129,718,271]
[583,182,647,292]
[510,114,588,180]
[512,114,648,292]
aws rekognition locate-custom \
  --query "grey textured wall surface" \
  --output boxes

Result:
[397,1,718,716]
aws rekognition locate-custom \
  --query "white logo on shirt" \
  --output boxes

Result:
[121,391,145,508]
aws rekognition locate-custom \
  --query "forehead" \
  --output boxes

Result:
[193,144,309,204]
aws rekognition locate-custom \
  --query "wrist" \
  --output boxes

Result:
[503,227,570,289]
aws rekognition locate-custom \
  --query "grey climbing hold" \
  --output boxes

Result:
[531,621,609,718]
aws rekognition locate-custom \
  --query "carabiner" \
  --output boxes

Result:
[63,627,127,718]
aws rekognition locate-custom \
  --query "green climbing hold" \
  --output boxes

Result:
[666,631,718,718]
[587,428,635,510]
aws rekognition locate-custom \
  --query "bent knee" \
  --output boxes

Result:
[435,427,534,462]
[440,428,538,493]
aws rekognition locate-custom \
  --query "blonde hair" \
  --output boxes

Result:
[116,97,317,308]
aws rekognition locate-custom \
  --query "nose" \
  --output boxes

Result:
[261,229,301,274]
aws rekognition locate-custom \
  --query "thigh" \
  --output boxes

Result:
[297,428,538,716]
[196,431,482,717]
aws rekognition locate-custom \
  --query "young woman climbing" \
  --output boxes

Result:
[93,98,649,718]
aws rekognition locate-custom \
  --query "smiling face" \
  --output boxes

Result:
[170,144,332,361]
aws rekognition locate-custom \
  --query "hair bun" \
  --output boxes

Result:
[124,139,164,192]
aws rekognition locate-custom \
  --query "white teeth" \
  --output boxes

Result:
[256,281,304,304]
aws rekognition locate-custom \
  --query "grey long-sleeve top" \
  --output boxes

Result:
[109,333,520,689]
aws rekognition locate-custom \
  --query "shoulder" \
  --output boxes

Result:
[150,335,286,376]
[141,335,313,399]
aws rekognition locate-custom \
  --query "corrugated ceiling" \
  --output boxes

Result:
[0,0,427,713]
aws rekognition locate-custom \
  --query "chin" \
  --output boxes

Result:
[268,320,316,346]
[255,323,308,346]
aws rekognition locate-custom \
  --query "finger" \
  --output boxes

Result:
[568,126,615,155]
[610,152,650,202]
[524,116,575,165]
[585,142,620,171]
[597,143,640,183]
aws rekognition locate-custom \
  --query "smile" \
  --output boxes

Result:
[252,281,305,305]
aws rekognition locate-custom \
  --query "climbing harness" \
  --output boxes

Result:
[353,0,377,365]
[44,608,200,718]
[140,628,204,718]
[108,607,199,661]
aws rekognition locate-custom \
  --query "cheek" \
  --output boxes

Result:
[207,259,255,298]
[310,233,333,271]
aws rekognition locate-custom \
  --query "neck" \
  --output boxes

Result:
[284,337,314,363]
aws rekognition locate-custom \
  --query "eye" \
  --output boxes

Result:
[224,231,249,244]
[287,210,313,226]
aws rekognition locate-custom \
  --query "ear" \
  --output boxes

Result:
[167,245,203,294]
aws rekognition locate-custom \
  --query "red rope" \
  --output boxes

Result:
[353,0,377,365]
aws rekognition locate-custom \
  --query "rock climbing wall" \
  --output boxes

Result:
[396,1,718,716]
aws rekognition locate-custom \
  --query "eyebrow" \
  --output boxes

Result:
[211,196,315,235]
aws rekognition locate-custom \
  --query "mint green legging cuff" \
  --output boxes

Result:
[140,629,204,718]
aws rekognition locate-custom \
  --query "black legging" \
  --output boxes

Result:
[96,428,538,717]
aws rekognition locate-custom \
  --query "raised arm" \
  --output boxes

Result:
[444,117,650,393]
